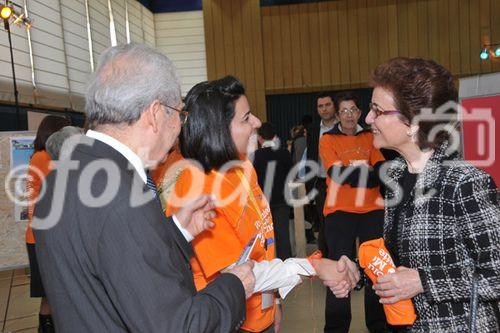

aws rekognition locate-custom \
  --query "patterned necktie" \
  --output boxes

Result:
[146,172,160,202]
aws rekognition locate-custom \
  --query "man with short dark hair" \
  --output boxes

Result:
[252,122,293,260]
[306,92,338,255]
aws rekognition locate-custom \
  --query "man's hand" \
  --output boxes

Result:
[223,261,256,299]
[373,266,423,304]
[175,195,216,237]
[312,256,360,298]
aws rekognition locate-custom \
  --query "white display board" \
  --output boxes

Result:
[0,131,36,271]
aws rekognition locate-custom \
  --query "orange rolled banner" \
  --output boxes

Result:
[358,238,417,326]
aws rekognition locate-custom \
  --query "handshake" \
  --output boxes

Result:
[223,255,360,300]
[311,256,360,298]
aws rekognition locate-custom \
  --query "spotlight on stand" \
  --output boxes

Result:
[0,4,12,19]
[1,0,33,130]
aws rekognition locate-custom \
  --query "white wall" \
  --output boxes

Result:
[154,10,207,96]
[0,0,156,111]
[0,2,207,109]
[459,72,500,99]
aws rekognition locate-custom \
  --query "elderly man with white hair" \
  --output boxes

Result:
[33,44,254,333]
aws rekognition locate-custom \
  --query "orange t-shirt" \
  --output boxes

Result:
[167,159,276,332]
[319,129,384,215]
[26,150,52,244]
[150,148,183,187]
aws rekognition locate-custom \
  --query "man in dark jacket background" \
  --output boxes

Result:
[253,122,293,260]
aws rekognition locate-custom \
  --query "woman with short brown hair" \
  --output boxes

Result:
[366,57,500,332]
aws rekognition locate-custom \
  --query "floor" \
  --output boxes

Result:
[0,247,369,333]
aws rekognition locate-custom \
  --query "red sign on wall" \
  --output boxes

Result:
[461,95,499,187]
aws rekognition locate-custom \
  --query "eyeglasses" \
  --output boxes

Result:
[369,103,402,117]
[369,102,410,125]
[338,107,360,116]
[162,103,189,125]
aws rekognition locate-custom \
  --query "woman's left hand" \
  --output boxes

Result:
[373,266,424,304]
[274,303,282,332]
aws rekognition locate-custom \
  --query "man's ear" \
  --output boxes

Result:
[143,100,162,133]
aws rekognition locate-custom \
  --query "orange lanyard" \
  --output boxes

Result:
[235,169,263,220]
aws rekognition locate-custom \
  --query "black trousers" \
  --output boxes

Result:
[271,204,292,260]
[314,177,328,256]
[324,210,387,333]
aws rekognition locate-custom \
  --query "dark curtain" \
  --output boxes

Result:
[0,104,85,132]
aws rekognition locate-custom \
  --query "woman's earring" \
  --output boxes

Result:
[407,129,417,140]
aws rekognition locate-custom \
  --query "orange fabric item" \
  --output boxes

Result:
[319,130,384,215]
[358,238,417,326]
[167,160,276,332]
[26,150,52,244]
[307,250,323,264]
[150,147,183,187]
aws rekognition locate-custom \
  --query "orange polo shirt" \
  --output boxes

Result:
[319,126,384,216]
[167,159,276,332]
[26,150,52,244]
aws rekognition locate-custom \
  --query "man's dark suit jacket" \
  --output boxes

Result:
[252,146,292,206]
[305,122,321,192]
[33,136,246,333]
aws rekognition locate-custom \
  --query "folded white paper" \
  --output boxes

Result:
[253,258,317,299]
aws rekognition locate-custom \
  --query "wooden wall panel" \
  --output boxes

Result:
[449,0,461,74]
[492,0,500,73]
[327,1,341,87]
[298,4,313,87]
[309,3,322,88]
[347,0,360,84]
[357,0,370,82]
[479,0,492,73]
[458,0,471,75]
[255,0,500,94]
[387,0,399,59]
[289,4,303,87]
[271,6,284,89]
[428,0,440,61]
[202,0,266,121]
[469,0,481,74]
[318,2,332,86]
[337,1,350,85]
[279,6,293,87]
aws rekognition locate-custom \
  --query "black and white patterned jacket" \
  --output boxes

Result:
[382,141,500,332]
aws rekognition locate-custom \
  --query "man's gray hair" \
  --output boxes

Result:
[46,126,84,160]
[85,43,181,126]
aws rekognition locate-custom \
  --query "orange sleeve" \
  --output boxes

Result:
[191,211,243,279]
[319,135,341,172]
[27,151,52,221]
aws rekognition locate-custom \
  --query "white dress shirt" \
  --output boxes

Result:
[86,129,193,242]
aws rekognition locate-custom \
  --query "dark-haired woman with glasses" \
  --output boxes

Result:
[366,57,500,332]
